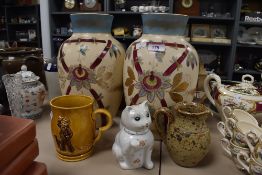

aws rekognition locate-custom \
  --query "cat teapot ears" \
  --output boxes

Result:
[141,100,149,107]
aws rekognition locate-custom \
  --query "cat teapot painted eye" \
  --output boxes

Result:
[112,101,154,170]
[204,73,262,122]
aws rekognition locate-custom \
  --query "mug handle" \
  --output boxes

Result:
[92,109,113,145]
[217,121,226,137]
[220,138,231,157]
[236,151,250,173]
[153,107,174,141]
[225,118,236,138]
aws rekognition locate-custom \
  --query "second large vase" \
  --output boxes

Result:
[57,13,125,118]
[124,13,199,110]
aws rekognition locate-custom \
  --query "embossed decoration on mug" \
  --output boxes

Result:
[50,95,112,162]
[154,102,211,167]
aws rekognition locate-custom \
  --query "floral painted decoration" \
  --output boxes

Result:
[67,64,96,91]
[169,73,189,103]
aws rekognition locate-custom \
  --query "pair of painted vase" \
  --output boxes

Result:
[56,13,208,168]
[57,13,199,119]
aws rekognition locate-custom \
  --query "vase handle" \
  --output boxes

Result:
[204,73,221,107]
[153,107,174,141]
[92,109,113,145]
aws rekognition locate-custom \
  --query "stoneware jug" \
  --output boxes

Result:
[2,65,46,119]
[57,13,125,121]
[154,102,211,167]
[50,95,112,162]
[112,101,154,170]
[123,13,199,110]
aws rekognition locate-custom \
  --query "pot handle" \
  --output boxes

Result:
[220,138,231,157]
[92,109,113,145]
[236,151,250,173]
[225,118,235,138]
[204,73,221,106]
[153,107,174,141]
[217,121,226,138]
[244,131,259,153]
[242,74,254,84]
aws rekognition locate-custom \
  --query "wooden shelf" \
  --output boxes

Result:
[239,21,262,27]
[237,43,262,49]
[52,34,72,37]
[234,69,261,75]
[108,11,142,15]
[113,36,139,40]
[51,11,105,15]
[189,16,234,22]
[7,23,37,25]
[190,41,231,47]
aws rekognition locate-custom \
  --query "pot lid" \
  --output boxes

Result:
[224,75,261,96]
[16,65,39,83]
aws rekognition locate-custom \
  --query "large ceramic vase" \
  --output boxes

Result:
[58,14,125,118]
[154,103,211,167]
[123,13,199,111]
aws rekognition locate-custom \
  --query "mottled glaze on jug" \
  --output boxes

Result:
[154,102,211,167]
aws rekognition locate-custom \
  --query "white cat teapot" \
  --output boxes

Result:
[112,101,154,170]
[204,73,262,122]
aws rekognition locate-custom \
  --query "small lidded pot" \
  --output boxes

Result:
[15,65,46,119]
[204,74,262,122]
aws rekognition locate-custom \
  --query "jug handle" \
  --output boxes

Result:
[204,74,221,106]
[153,107,174,141]
[92,109,113,145]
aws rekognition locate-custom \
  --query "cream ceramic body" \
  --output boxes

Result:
[204,74,262,121]
[154,102,211,167]
[124,14,199,111]
[237,152,262,175]
[58,14,125,118]
[246,135,262,165]
[229,121,262,148]
[223,106,258,138]
[112,101,154,170]
[2,65,46,119]
[221,138,250,171]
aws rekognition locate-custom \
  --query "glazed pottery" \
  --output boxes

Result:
[237,152,262,174]
[154,102,211,167]
[57,13,125,119]
[2,65,46,119]
[245,134,262,164]
[0,47,45,114]
[224,106,258,128]
[217,121,231,139]
[112,101,154,170]
[222,106,258,139]
[50,95,112,162]
[123,13,199,110]
[220,138,250,171]
[204,74,262,121]
[228,121,262,148]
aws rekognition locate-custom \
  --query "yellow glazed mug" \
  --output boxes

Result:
[50,95,112,162]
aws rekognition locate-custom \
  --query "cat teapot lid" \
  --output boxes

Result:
[16,65,40,83]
